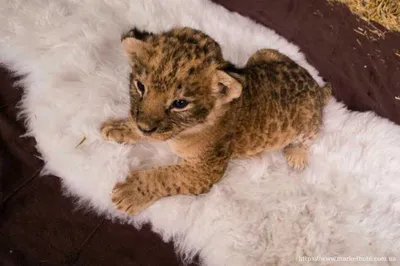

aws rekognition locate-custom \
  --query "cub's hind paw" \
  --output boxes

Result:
[283,145,309,171]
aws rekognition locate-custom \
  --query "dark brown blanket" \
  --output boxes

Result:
[0,68,192,266]
[1,0,399,265]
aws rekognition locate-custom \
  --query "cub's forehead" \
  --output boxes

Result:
[149,41,222,67]
[146,48,222,89]
[149,28,223,64]
[147,60,212,94]
[133,28,225,92]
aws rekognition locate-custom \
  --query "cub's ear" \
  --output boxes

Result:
[121,28,153,58]
[212,64,244,104]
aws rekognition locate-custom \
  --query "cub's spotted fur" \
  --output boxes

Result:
[101,27,331,215]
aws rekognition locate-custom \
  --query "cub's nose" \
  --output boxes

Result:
[137,122,158,135]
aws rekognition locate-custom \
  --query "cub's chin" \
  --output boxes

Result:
[142,130,175,142]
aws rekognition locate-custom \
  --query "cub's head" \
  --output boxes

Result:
[121,27,243,140]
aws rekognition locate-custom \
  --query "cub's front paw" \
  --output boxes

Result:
[100,119,137,144]
[111,172,157,215]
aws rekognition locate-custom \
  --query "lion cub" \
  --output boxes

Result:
[101,27,331,215]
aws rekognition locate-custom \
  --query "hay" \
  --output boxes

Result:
[75,135,87,148]
[332,0,400,33]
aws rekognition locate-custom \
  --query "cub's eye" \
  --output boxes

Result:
[171,99,189,109]
[135,80,146,96]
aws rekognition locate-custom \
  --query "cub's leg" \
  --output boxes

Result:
[112,154,229,215]
[101,118,141,144]
[283,131,318,170]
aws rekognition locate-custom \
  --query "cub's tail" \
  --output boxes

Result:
[321,83,332,105]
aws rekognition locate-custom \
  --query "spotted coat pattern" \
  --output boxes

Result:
[101,27,331,215]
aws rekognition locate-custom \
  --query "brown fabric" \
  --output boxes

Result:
[1,0,400,265]
[0,67,195,266]
[213,0,400,125]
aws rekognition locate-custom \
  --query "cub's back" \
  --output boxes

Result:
[230,49,327,157]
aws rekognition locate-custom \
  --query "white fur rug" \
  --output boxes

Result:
[1,0,400,265]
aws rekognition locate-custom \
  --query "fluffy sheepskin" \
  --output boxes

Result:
[1,0,400,265]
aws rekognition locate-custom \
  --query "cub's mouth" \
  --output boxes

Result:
[135,123,176,141]
[137,124,158,135]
